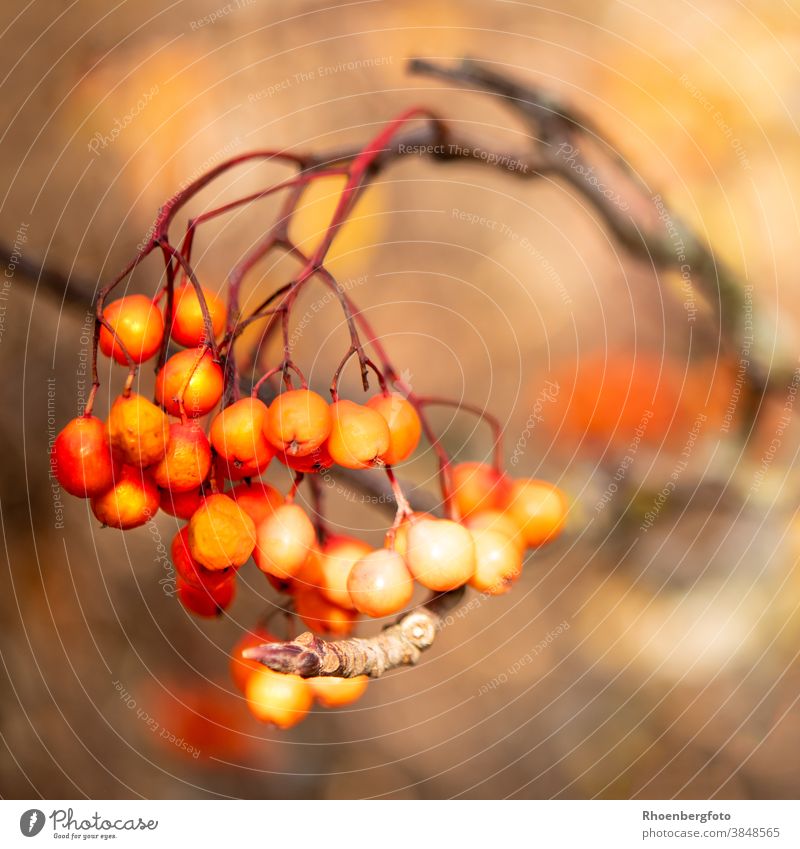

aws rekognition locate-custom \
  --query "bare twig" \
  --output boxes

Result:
[409,57,747,351]
[244,588,464,678]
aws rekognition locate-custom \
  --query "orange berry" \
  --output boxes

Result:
[264,389,331,457]
[99,294,164,365]
[468,528,523,595]
[505,479,568,547]
[275,442,333,473]
[91,465,159,529]
[230,627,275,693]
[229,481,283,526]
[187,493,256,571]
[177,576,235,617]
[210,398,273,479]
[452,462,511,519]
[393,511,433,558]
[463,509,526,553]
[159,486,204,519]
[155,348,224,418]
[295,588,357,637]
[215,455,267,482]
[292,542,324,593]
[171,525,234,589]
[308,675,368,708]
[107,392,169,467]
[245,667,313,729]
[366,393,421,465]
[347,548,414,618]
[151,422,211,492]
[52,415,116,498]
[318,536,372,610]
[253,503,316,580]
[405,518,476,591]
[327,400,390,469]
[170,283,226,347]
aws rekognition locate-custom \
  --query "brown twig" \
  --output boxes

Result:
[244,587,464,678]
[409,57,748,357]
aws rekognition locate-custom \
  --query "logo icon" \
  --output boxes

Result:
[19,809,45,837]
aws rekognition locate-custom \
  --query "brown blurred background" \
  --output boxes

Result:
[2,0,800,799]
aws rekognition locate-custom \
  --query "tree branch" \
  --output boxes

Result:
[244,588,464,678]
[5,57,768,681]
[409,57,747,352]
[10,59,752,367]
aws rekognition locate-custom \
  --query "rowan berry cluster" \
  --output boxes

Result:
[50,107,568,729]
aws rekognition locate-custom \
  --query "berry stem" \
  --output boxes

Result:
[383,464,414,548]
[158,239,219,361]
[415,396,506,473]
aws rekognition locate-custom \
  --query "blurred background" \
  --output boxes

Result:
[2,0,800,799]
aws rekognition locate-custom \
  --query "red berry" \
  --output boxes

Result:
[327,400,390,469]
[253,504,316,581]
[346,548,414,618]
[309,675,369,708]
[155,348,224,418]
[177,575,235,617]
[91,465,159,529]
[274,442,334,473]
[504,479,568,547]
[468,528,523,595]
[151,422,211,492]
[404,518,476,591]
[452,462,511,519]
[264,389,332,457]
[318,535,372,610]
[366,393,421,465]
[210,398,273,480]
[170,284,226,347]
[159,486,204,519]
[245,667,312,729]
[52,415,116,498]
[229,481,284,526]
[171,525,234,589]
[294,588,357,637]
[187,493,256,571]
[107,393,169,467]
[99,294,164,365]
